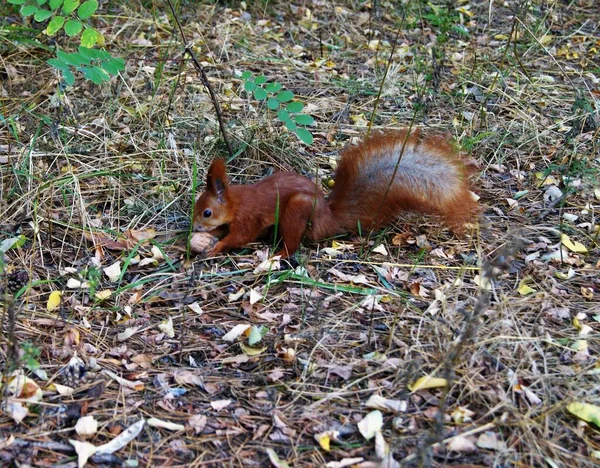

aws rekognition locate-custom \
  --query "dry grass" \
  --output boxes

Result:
[1,1,599,467]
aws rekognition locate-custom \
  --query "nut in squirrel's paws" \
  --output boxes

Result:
[189,232,218,255]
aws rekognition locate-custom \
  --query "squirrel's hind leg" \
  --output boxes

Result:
[275,193,318,258]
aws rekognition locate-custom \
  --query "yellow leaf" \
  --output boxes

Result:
[567,402,600,427]
[408,375,448,392]
[94,289,112,301]
[240,344,267,356]
[581,287,594,299]
[47,291,62,311]
[534,172,559,186]
[350,114,369,127]
[555,268,575,280]
[315,432,331,451]
[517,280,536,296]
[561,234,588,253]
[539,34,553,45]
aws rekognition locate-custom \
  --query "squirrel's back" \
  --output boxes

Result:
[328,129,477,233]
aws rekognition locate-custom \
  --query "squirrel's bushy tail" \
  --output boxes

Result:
[326,129,478,234]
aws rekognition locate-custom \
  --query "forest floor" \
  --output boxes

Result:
[1,1,599,467]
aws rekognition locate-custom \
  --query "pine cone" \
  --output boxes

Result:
[7,270,29,293]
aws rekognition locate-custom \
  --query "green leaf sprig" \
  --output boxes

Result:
[241,71,315,145]
[47,46,125,85]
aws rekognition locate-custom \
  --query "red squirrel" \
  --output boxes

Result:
[192,129,478,257]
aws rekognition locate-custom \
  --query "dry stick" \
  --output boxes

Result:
[165,0,234,158]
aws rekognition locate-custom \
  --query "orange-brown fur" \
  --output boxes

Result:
[193,129,478,257]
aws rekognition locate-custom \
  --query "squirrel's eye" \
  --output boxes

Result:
[203,209,212,218]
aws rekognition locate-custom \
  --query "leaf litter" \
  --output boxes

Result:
[1,1,600,467]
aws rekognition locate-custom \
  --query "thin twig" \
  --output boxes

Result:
[165,0,234,157]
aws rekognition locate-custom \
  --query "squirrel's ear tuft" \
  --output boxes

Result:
[207,159,228,199]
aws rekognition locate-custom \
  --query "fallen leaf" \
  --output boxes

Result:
[47,291,62,311]
[158,317,175,338]
[4,400,28,424]
[117,326,140,342]
[476,431,506,450]
[222,324,251,342]
[561,234,588,253]
[103,369,144,391]
[447,435,477,452]
[357,410,383,440]
[265,448,291,468]
[69,439,97,468]
[325,458,364,468]
[372,244,388,255]
[365,394,408,413]
[75,415,98,437]
[211,399,232,411]
[249,288,263,305]
[315,431,332,451]
[103,261,122,282]
[408,376,448,392]
[189,414,207,434]
[517,280,536,296]
[94,289,112,301]
[187,302,204,315]
[147,417,185,431]
[96,419,145,454]
[375,431,389,458]
[150,245,165,261]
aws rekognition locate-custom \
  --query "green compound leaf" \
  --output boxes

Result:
[276,90,294,102]
[80,27,98,47]
[47,58,69,70]
[57,50,88,66]
[21,4,39,16]
[295,128,314,145]
[82,65,109,84]
[36,0,48,5]
[254,88,268,101]
[64,19,82,36]
[254,75,267,85]
[45,15,65,35]
[100,58,124,75]
[49,0,64,10]
[77,46,96,60]
[62,0,80,14]
[100,61,118,75]
[286,101,304,113]
[77,0,97,19]
[241,71,252,80]
[62,68,75,85]
[7,0,28,5]
[79,46,109,60]
[107,57,125,71]
[277,109,290,122]
[285,120,297,132]
[46,59,65,70]
[267,98,279,110]
[265,82,282,93]
[33,8,52,21]
[294,114,314,126]
[244,80,256,92]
